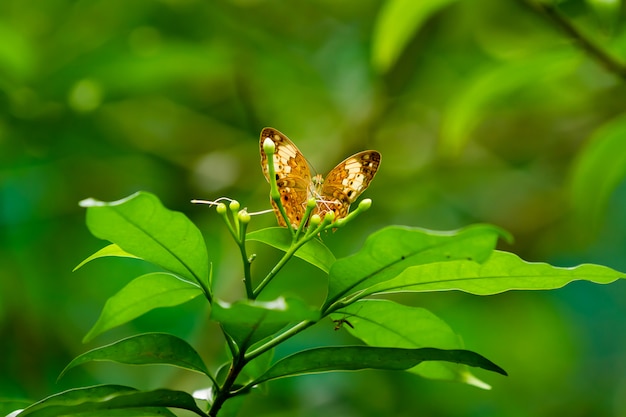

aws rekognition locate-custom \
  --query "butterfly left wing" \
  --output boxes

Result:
[317,150,381,221]
[259,127,312,227]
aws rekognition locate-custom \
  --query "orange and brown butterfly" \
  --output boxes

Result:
[259,127,381,228]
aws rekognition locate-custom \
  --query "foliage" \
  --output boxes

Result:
[5,182,624,416]
[3,0,626,416]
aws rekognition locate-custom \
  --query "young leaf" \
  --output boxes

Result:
[371,0,459,73]
[326,224,506,305]
[332,299,490,389]
[210,297,319,349]
[60,333,211,379]
[363,250,626,296]
[80,192,209,286]
[84,272,203,342]
[17,385,204,417]
[439,52,578,157]
[73,244,139,272]
[251,346,506,386]
[569,114,626,235]
[247,227,336,273]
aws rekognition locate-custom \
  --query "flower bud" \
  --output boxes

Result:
[229,200,240,211]
[216,202,227,214]
[238,210,250,224]
[263,138,276,154]
[309,214,321,226]
[358,198,372,211]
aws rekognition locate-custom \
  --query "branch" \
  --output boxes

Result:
[522,0,626,80]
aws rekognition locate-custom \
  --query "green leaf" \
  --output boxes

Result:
[252,346,506,386]
[569,114,626,235]
[326,224,507,305]
[440,52,578,157]
[371,0,459,73]
[22,407,176,416]
[17,385,203,417]
[364,250,625,296]
[0,399,32,417]
[94,43,231,94]
[73,244,139,272]
[80,192,209,286]
[210,297,319,349]
[332,300,491,389]
[60,333,210,379]
[247,227,336,273]
[84,272,203,342]
[0,23,35,80]
[586,0,620,30]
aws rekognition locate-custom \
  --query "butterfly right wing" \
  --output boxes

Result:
[318,150,381,221]
[259,127,312,227]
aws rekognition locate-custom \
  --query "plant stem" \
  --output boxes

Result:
[252,244,298,298]
[521,0,626,80]
[237,219,254,299]
[264,142,296,236]
[207,352,245,417]
[244,319,315,362]
[240,241,254,299]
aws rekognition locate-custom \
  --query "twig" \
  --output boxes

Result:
[521,0,626,80]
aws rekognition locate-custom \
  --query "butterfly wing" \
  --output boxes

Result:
[318,150,381,221]
[260,127,312,227]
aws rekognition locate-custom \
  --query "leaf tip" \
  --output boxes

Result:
[82,331,96,344]
[462,372,493,390]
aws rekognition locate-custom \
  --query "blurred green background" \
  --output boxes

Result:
[2,0,626,415]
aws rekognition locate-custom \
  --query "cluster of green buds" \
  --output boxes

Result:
[215,199,250,244]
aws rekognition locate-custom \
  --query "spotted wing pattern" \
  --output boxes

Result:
[260,127,311,227]
[260,127,381,227]
[316,150,381,221]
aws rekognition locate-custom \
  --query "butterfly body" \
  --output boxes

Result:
[260,127,381,227]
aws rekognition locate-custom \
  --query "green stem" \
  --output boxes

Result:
[321,297,354,317]
[244,319,315,362]
[220,209,239,243]
[240,244,254,299]
[265,143,296,236]
[238,224,254,299]
[252,242,300,298]
[252,215,333,298]
[294,199,316,240]
[253,211,338,299]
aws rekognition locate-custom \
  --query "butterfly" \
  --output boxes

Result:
[259,127,381,228]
